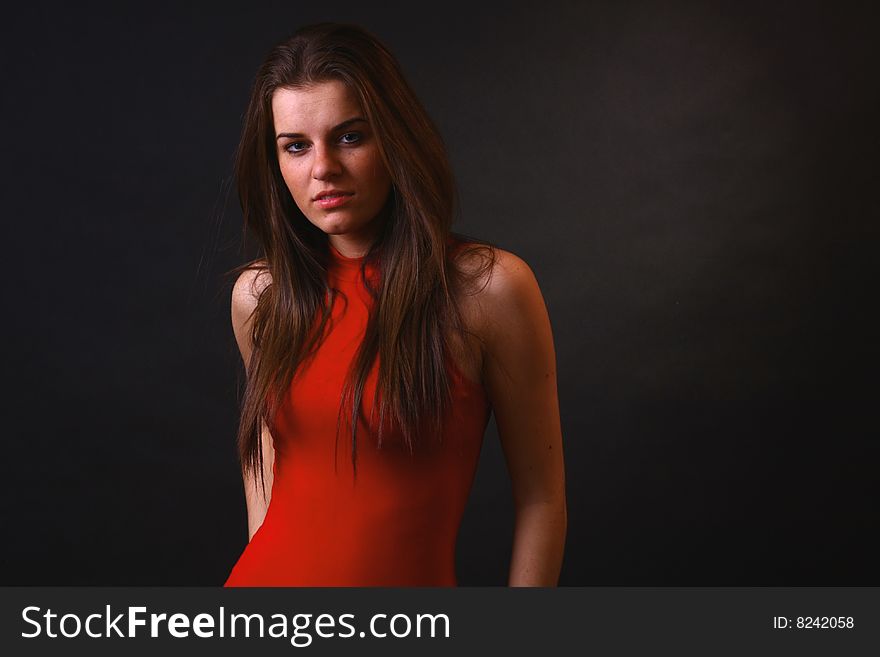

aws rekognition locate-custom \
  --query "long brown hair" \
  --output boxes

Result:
[230,22,495,494]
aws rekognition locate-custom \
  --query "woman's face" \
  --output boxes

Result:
[272,80,393,255]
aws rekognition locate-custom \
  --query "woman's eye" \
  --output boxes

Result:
[340,132,362,144]
[285,141,307,153]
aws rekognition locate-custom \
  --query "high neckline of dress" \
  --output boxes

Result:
[328,241,376,284]
[329,241,366,263]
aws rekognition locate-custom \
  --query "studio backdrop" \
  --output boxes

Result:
[2,0,877,584]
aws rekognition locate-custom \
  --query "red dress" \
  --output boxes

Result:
[225,241,492,586]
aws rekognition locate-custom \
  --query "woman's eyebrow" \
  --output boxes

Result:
[276,117,367,140]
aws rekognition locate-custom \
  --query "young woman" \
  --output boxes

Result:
[224,22,566,586]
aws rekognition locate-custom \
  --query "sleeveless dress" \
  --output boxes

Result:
[224,241,492,586]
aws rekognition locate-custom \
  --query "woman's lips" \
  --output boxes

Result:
[315,193,354,209]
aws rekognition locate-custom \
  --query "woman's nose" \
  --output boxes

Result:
[311,144,342,180]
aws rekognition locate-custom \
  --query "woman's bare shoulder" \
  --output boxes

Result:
[451,243,540,347]
[452,243,534,305]
[458,245,545,350]
[232,259,272,316]
[231,260,272,361]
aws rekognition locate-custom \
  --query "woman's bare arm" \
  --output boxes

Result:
[479,250,567,586]
[243,420,274,540]
[231,263,275,541]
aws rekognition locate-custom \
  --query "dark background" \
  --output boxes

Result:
[3,0,877,585]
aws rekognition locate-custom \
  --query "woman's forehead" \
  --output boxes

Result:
[271,81,363,134]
